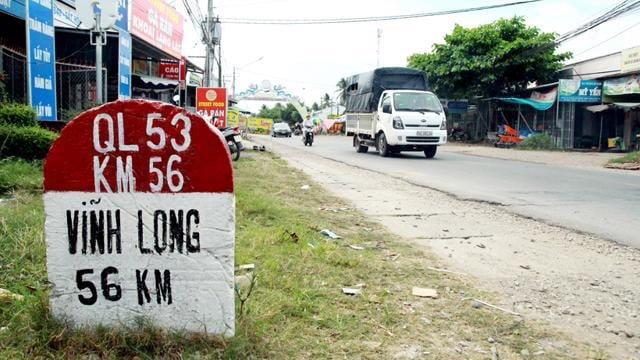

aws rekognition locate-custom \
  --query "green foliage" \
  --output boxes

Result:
[0,126,58,160]
[408,17,571,99]
[336,78,347,106]
[312,102,320,111]
[609,151,640,164]
[61,102,99,123]
[517,133,556,150]
[257,103,303,125]
[0,102,38,127]
[0,158,43,194]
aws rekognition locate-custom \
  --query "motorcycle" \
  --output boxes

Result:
[220,127,244,161]
[450,128,470,142]
[302,125,314,146]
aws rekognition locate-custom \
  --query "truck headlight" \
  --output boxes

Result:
[440,120,446,130]
[393,117,404,129]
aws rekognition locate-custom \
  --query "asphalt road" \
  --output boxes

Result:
[259,135,640,248]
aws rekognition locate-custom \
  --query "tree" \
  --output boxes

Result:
[336,78,347,106]
[257,102,303,126]
[407,17,571,99]
[312,102,320,111]
[322,93,331,108]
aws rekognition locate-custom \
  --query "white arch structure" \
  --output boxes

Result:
[235,81,309,121]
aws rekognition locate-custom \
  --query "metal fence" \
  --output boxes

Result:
[1,46,106,121]
[56,63,107,119]
[0,46,28,104]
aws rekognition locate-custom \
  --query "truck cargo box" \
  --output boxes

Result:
[344,67,429,113]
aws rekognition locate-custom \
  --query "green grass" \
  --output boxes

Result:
[0,152,603,359]
[0,157,43,194]
[608,151,640,164]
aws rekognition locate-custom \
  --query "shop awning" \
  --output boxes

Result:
[495,97,555,111]
[612,102,640,110]
[585,104,610,113]
[137,75,178,86]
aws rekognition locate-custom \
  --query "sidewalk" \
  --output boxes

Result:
[442,143,621,170]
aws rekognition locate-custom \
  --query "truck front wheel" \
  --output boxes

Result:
[424,146,437,159]
[377,132,390,157]
[354,135,368,153]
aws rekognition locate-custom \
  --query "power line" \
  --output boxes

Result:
[218,0,543,25]
[574,20,640,56]
[555,0,640,44]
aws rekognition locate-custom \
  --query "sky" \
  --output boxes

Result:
[172,0,640,112]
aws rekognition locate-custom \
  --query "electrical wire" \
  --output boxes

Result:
[218,0,543,25]
[574,20,640,56]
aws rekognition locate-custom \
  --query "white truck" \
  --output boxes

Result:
[345,67,447,158]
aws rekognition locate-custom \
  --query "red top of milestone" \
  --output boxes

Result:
[44,100,234,193]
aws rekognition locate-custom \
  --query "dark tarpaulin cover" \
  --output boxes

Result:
[345,67,429,113]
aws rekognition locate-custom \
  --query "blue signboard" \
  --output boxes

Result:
[115,0,128,32]
[0,0,25,19]
[26,0,57,121]
[119,31,132,99]
[558,79,603,103]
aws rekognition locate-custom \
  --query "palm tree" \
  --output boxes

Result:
[322,93,331,109]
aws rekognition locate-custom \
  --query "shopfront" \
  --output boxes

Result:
[602,74,640,151]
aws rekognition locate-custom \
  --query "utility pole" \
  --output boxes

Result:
[218,38,222,87]
[205,0,215,87]
[232,66,236,99]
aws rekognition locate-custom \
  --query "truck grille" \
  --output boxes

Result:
[405,124,440,128]
[406,136,440,143]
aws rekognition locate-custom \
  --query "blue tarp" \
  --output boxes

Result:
[495,97,555,111]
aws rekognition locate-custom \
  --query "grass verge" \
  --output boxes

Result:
[608,151,640,164]
[0,152,602,358]
[0,157,43,195]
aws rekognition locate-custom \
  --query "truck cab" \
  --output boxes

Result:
[376,90,447,156]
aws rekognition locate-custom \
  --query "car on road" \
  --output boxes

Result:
[272,122,292,137]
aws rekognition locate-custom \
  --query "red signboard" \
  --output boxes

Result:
[43,99,235,334]
[196,88,228,128]
[159,62,180,80]
[131,0,184,58]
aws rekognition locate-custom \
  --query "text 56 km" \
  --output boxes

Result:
[92,112,192,193]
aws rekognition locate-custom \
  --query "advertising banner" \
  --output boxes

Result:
[196,87,227,128]
[621,46,640,74]
[1,0,25,18]
[119,32,132,99]
[131,0,184,58]
[603,75,640,96]
[53,1,81,28]
[26,0,57,121]
[247,117,273,130]
[558,79,602,103]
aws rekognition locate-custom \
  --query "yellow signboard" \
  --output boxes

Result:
[621,46,640,74]
[248,117,273,130]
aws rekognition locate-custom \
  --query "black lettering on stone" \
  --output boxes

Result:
[90,210,105,254]
[186,209,200,253]
[169,210,184,253]
[81,211,88,254]
[138,210,152,254]
[66,210,79,254]
[136,269,151,305]
[155,269,172,304]
[154,210,167,255]
[106,210,121,254]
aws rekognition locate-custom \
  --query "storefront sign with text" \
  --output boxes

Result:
[130,0,184,58]
[43,100,235,335]
[196,87,227,128]
[558,79,602,103]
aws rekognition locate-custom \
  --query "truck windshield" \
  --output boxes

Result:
[393,93,443,113]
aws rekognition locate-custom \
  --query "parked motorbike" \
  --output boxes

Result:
[302,126,314,146]
[221,127,244,161]
[450,128,470,142]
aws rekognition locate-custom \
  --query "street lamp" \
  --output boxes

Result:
[233,56,264,99]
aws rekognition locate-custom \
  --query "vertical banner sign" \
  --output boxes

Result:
[118,32,132,99]
[115,0,128,32]
[43,100,235,335]
[26,0,57,121]
[196,88,228,128]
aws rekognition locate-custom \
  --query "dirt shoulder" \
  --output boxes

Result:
[257,138,640,359]
[442,143,629,171]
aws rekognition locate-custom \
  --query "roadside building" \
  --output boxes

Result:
[0,0,201,123]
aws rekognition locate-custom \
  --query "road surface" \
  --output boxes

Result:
[259,135,640,248]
